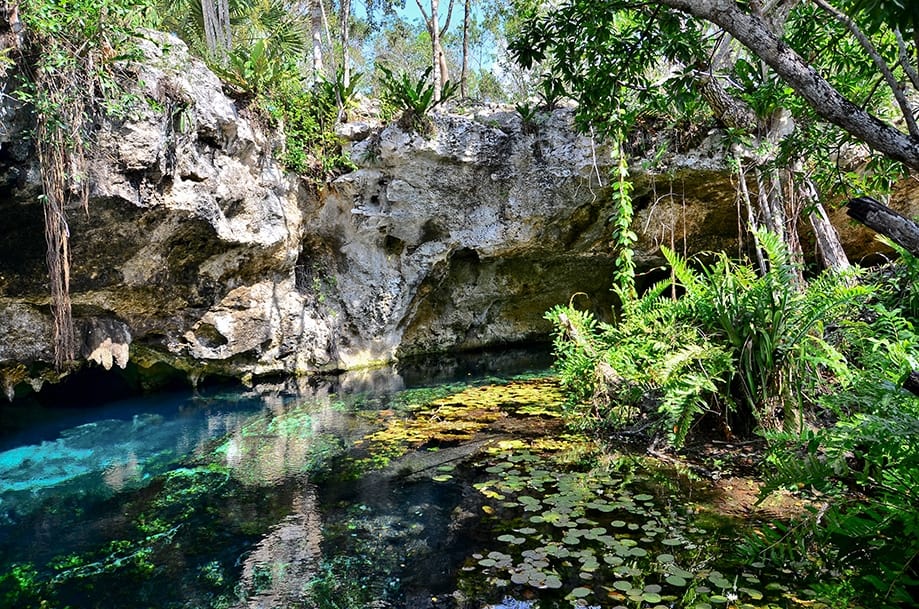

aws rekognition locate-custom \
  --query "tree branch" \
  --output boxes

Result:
[812,0,918,139]
[414,0,431,28]
[660,0,919,171]
[895,28,919,91]
[439,0,456,36]
[846,196,919,257]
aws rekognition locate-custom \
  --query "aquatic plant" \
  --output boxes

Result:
[349,378,566,474]
[459,440,817,608]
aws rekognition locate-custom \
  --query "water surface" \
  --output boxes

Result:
[0,350,815,609]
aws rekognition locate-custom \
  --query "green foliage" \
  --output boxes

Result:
[376,63,458,133]
[15,0,154,367]
[0,563,43,609]
[215,37,299,95]
[548,232,868,447]
[536,74,566,110]
[258,77,355,181]
[547,288,735,446]
[738,269,919,607]
[610,138,636,299]
[751,384,919,607]
[875,235,919,320]
[509,0,916,193]
[157,0,307,67]
[515,101,541,133]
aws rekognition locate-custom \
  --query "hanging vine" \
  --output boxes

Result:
[34,64,87,368]
[610,130,637,302]
[11,0,152,368]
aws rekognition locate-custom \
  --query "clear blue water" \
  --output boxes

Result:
[0,349,803,609]
[0,388,262,526]
[0,350,555,609]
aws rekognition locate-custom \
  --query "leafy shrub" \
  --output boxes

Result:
[258,77,354,182]
[740,273,919,607]
[547,231,867,446]
[752,372,919,605]
[376,64,458,133]
[515,101,541,134]
[214,38,299,95]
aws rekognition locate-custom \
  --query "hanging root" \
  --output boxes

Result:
[34,57,90,369]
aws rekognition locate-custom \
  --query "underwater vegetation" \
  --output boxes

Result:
[0,374,840,609]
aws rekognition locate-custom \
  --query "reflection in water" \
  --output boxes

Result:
[102,450,139,491]
[0,347,554,609]
[235,481,323,609]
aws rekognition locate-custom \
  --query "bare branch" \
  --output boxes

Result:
[414,0,430,26]
[440,0,456,36]
[895,28,919,91]
[812,0,918,138]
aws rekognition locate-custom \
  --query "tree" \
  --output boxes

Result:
[663,0,919,170]
[414,0,455,100]
[310,0,324,78]
[511,0,919,272]
[339,0,352,87]
[461,0,470,97]
[202,0,232,62]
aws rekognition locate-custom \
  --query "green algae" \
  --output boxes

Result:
[0,371,840,609]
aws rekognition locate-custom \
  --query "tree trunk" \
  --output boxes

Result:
[431,0,442,101]
[311,0,324,81]
[801,178,850,273]
[461,0,470,97]
[202,0,231,62]
[846,196,919,256]
[663,0,919,171]
[340,0,351,88]
[416,0,454,100]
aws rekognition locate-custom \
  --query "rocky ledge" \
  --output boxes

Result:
[0,32,909,400]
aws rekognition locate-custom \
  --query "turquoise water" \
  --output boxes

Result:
[0,351,556,609]
[0,350,811,609]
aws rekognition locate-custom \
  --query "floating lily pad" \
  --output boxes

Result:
[665,575,688,587]
[570,587,592,598]
[662,537,683,546]
[739,587,762,600]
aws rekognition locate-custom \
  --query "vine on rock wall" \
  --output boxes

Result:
[10,0,150,368]
[610,131,636,302]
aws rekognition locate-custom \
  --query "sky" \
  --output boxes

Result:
[354,1,480,34]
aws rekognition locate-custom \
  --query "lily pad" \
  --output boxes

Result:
[665,575,688,587]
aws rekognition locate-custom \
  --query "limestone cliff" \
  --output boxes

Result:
[0,32,909,399]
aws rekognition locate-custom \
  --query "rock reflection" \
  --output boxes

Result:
[234,481,323,609]
[102,450,139,490]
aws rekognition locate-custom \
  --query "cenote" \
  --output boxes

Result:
[1,350,818,609]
